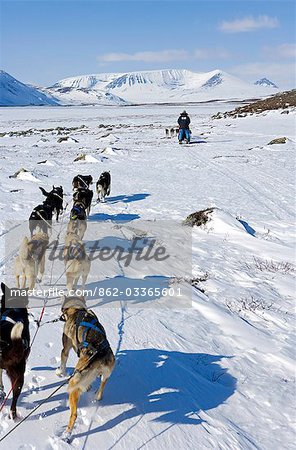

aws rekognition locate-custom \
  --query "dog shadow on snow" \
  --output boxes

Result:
[106,193,150,204]
[88,212,141,222]
[73,348,236,438]
[28,350,236,440]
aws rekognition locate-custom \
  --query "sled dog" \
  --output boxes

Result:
[0,283,30,419]
[14,232,49,289]
[56,296,115,437]
[96,171,111,202]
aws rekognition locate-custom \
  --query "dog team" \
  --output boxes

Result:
[0,170,115,439]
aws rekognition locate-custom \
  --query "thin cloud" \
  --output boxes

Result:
[98,50,189,63]
[194,48,232,60]
[219,15,279,33]
[263,43,296,59]
[98,48,232,64]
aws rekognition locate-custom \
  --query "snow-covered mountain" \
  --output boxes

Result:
[254,78,278,88]
[49,69,280,104]
[0,71,128,107]
[0,69,281,106]
[45,85,128,106]
[0,71,58,106]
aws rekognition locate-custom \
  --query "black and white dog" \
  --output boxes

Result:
[29,203,53,237]
[29,186,64,236]
[96,172,111,202]
[72,175,93,191]
[40,186,64,221]
[0,283,30,419]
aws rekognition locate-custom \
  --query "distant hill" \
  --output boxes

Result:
[0,71,57,106]
[212,89,296,118]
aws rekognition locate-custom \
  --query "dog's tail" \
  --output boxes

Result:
[39,186,50,197]
[10,322,24,340]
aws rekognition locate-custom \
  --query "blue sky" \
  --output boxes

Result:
[1,0,295,88]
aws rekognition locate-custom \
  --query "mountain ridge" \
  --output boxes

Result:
[49,68,279,104]
[1,69,281,106]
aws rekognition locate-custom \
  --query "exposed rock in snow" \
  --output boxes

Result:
[184,208,253,236]
[100,146,121,155]
[9,168,40,182]
[37,159,55,166]
[268,137,287,145]
[98,133,120,143]
[184,208,215,227]
[57,136,78,143]
[73,153,101,163]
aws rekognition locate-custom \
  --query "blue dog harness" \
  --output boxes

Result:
[70,205,86,220]
[0,308,25,325]
[0,315,17,325]
[75,310,110,358]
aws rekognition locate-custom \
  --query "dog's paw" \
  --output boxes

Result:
[95,390,103,401]
[9,410,18,421]
[0,390,6,401]
[55,367,67,378]
[61,430,72,443]
[61,431,72,444]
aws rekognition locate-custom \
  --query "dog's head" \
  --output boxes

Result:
[61,295,86,319]
[40,185,64,210]
[1,282,29,311]
[73,175,93,188]
[100,171,110,180]
[28,235,49,261]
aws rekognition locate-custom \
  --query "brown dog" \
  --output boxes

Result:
[56,296,115,438]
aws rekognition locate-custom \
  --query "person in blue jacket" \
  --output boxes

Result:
[178,110,191,144]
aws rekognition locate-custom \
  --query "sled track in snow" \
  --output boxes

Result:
[187,148,293,221]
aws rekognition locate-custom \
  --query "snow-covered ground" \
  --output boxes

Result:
[0,103,295,449]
